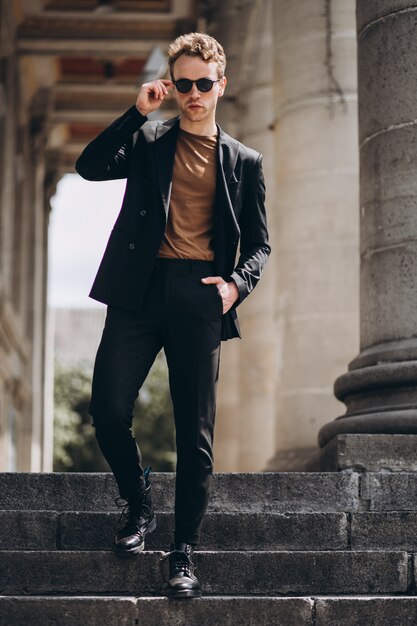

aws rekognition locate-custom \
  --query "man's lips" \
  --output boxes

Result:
[188,103,203,109]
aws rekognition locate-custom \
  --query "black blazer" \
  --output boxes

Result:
[75,105,271,340]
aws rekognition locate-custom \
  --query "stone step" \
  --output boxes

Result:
[0,550,409,596]
[3,595,417,626]
[5,509,417,552]
[0,472,362,512]
[305,433,417,472]
[0,511,348,551]
[0,596,313,626]
[315,596,417,625]
[351,512,417,550]
[4,471,417,513]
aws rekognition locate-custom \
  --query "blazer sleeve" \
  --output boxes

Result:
[230,154,271,305]
[75,105,148,181]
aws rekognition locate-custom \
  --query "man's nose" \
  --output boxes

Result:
[189,83,200,97]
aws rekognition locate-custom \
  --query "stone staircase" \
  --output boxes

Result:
[1,471,417,625]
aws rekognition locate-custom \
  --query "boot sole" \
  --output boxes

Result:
[113,515,157,557]
[162,584,202,599]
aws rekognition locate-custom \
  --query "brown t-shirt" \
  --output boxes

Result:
[157,127,217,260]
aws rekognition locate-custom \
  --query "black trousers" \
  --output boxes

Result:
[89,258,223,546]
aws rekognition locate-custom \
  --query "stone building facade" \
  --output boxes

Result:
[0,0,51,471]
[3,0,410,473]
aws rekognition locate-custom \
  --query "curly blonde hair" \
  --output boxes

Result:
[168,32,226,79]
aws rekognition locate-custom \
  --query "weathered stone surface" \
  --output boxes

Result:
[315,596,417,625]
[358,8,417,141]
[0,472,361,513]
[0,551,161,596]
[0,597,138,626]
[197,512,348,551]
[5,596,417,626]
[0,509,348,551]
[210,473,360,513]
[318,413,417,449]
[357,1,417,37]
[0,550,408,595]
[0,473,120,512]
[0,511,58,550]
[360,128,417,254]
[412,553,417,591]
[59,511,348,551]
[0,596,314,626]
[362,247,417,351]
[319,0,417,448]
[306,434,417,472]
[352,512,417,550]
[59,511,137,551]
[349,338,417,370]
[136,596,313,626]
[365,473,417,511]
[200,550,409,595]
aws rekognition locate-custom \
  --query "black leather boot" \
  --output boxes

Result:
[160,542,202,598]
[113,466,156,556]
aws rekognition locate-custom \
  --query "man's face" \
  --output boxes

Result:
[171,54,226,127]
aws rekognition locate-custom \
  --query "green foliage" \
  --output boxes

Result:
[53,351,176,472]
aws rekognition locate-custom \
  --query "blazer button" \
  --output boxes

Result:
[140,209,147,216]
[129,243,135,250]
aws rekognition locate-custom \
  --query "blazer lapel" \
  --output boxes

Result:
[216,125,240,238]
[154,116,180,218]
[153,118,240,237]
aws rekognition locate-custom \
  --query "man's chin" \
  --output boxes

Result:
[184,108,207,121]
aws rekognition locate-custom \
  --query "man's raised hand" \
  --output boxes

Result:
[135,79,173,117]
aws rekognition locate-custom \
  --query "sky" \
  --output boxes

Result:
[48,173,126,308]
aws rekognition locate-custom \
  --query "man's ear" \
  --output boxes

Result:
[219,75,227,97]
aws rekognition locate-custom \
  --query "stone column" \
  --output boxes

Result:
[208,0,278,471]
[207,2,243,472]
[319,2,417,448]
[0,1,42,471]
[233,0,278,471]
[270,0,359,468]
[28,126,50,472]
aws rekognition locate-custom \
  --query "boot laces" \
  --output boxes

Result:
[114,467,153,534]
[115,494,150,533]
[159,549,196,584]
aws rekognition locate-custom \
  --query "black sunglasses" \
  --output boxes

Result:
[172,77,222,93]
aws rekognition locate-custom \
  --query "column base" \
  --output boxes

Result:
[318,410,417,448]
[319,340,417,448]
[305,433,417,472]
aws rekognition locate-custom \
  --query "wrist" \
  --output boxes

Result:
[135,104,149,117]
[228,280,239,302]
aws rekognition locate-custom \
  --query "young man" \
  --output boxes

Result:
[75,32,270,599]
